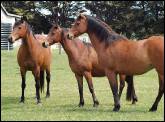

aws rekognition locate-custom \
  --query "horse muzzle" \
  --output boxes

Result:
[67,33,74,40]
[42,41,49,48]
[8,37,13,44]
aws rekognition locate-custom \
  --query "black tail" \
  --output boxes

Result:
[40,70,44,93]
[125,75,133,101]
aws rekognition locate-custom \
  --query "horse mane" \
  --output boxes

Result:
[85,15,128,44]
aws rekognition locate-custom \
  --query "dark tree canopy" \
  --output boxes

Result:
[2,1,164,39]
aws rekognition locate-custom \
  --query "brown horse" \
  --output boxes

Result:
[67,14,164,111]
[8,16,52,104]
[42,25,138,107]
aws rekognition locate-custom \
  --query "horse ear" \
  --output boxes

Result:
[21,16,27,23]
[15,17,20,22]
[22,16,27,21]
[52,22,59,29]
[79,14,86,20]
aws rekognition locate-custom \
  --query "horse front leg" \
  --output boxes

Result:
[46,68,51,98]
[20,68,26,103]
[84,71,99,107]
[33,67,41,104]
[106,69,120,112]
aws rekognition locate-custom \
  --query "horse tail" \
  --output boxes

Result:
[40,70,44,93]
[125,75,133,101]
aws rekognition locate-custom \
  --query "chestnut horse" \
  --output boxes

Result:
[8,16,52,104]
[42,25,138,107]
[67,14,164,111]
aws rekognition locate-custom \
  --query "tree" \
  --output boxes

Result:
[2,1,164,37]
[85,1,164,39]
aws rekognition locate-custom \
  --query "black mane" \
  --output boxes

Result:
[85,15,127,44]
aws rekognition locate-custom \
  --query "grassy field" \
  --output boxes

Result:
[1,48,164,121]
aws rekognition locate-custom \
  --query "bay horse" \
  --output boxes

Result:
[67,14,164,111]
[42,25,138,107]
[8,16,52,104]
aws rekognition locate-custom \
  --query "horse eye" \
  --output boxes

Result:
[18,27,21,29]
[52,32,55,35]
[76,23,80,26]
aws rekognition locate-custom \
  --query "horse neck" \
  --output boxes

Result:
[87,31,102,51]
[60,31,77,59]
[22,30,39,56]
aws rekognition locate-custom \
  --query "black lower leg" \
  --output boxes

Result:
[107,71,120,111]
[35,79,41,104]
[46,74,50,98]
[20,76,26,103]
[132,88,138,104]
[119,80,125,99]
[149,75,164,111]
[78,84,84,107]
[75,74,84,107]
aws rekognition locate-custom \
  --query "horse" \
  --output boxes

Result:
[67,14,164,111]
[8,16,52,104]
[42,24,138,107]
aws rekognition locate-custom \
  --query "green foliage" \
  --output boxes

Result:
[2,1,164,38]
[85,1,164,39]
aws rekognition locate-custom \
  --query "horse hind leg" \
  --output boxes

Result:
[125,75,138,104]
[149,74,164,111]
[119,74,125,99]
[33,67,41,104]
[46,68,51,98]
[84,71,99,107]
[40,70,44,93]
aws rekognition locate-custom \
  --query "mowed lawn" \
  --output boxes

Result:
[1,48,164,121]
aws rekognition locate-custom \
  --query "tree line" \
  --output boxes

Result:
[2,1,164,39]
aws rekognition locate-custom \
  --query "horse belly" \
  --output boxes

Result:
[115,51,154,75]
[98,41,154,75]
[91,63,105,77]
[91,69,105,77]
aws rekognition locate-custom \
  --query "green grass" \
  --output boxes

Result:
[1,48,164,121]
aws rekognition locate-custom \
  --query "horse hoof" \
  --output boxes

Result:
[19,99,24,103]
[149,106,157,112]
[19,100,24,104]
[132,101,136,104]
[113,105,120,112]
[78,102,84,107]
[93,103,98,107]
[37,100,41,104]
[37,102,42,106]
[46,94,50,98]
[93,101,99,107]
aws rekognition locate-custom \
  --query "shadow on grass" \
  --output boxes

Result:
[1,96,149,114]
[1,96,18,106]
[1,96,19,110]
[43,103,148,114]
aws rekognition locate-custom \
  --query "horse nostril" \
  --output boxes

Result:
[67,34,73,40]
[8,37,13,44]
[42,42,49,48]
[67,34,70,39]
